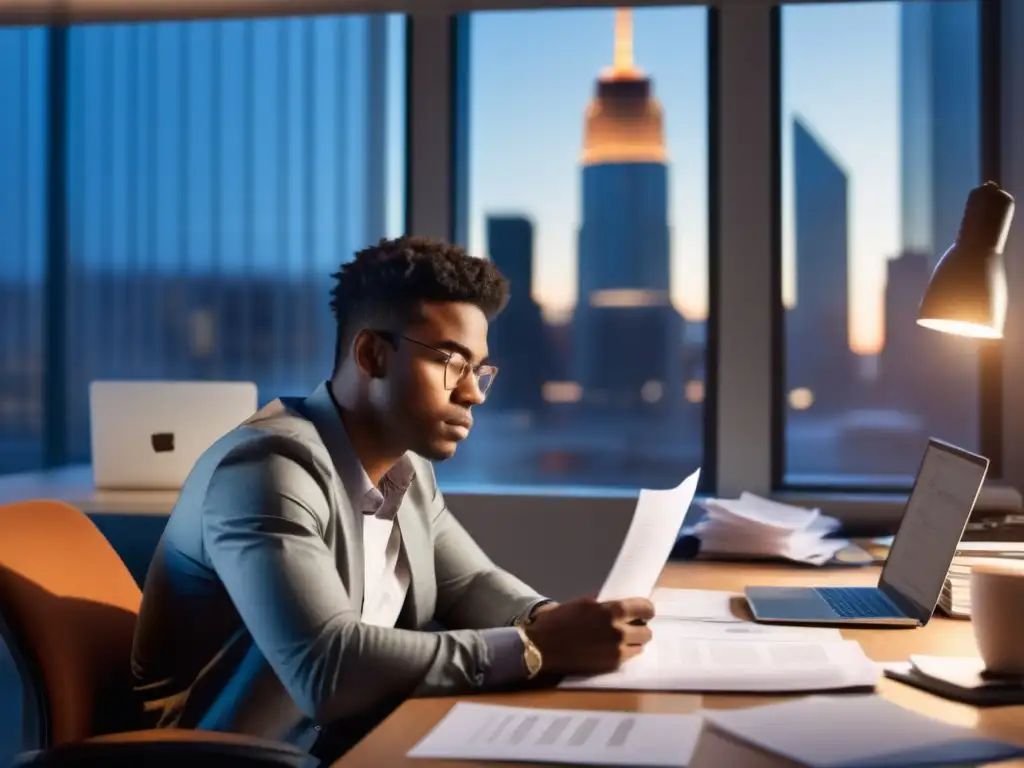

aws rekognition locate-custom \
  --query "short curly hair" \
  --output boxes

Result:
[328,236,510,372]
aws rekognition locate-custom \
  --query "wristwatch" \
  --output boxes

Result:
[515,625,543,680]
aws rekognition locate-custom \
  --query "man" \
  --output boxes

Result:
[131,237,655,759]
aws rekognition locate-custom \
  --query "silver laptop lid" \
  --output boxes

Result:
[879,438,989,622]
[89,380,258,490]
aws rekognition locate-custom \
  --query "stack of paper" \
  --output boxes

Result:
[695,493,849,566]
[939,542,1024,618]
[408,696,1024,767]
[558,618,879,694]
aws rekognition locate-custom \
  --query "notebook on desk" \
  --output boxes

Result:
[745,439,989,628]
[885,655,1024,707]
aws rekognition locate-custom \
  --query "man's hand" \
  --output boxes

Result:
[523,596,655,677]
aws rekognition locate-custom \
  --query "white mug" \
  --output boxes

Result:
[970,562,1024,677]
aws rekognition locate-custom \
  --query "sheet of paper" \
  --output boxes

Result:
[598,468,701,602]
[560,620,877,693]
[702,694,1024,767]
[652,588,744,623]
[407,702,700,767]
[650,618,843,643]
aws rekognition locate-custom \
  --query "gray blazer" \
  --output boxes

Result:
[131,382,543,747]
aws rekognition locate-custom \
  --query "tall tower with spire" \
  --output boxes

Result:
[572,8,683,414]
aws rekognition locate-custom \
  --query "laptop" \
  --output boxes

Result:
[745,438,990,628]
[90,380,259,490]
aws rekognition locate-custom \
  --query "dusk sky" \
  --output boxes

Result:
[0,4,924,356]
[464,3,904,354]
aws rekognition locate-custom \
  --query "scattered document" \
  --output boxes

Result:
[649,619,843,643]
[408,696,1024,768]
[690,694,1024,767]
[407,702,700,767]
[696,494,849,566]
[652,588,744,623]
[598,468,701,601]
[560,620,877,693]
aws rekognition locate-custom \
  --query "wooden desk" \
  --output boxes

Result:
[0,465,176,515]
[335,561,1024,767]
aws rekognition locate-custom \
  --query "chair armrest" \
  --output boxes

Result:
[14,728,318,768]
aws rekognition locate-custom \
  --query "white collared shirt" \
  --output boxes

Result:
[357,462,415,628]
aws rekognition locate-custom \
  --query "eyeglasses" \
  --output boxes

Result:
[373,331,499,397]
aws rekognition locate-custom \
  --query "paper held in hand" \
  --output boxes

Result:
[597,467,701,602]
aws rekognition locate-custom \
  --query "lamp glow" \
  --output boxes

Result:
[916,181,1015,339]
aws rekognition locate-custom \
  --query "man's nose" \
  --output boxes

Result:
[454,375,486,406]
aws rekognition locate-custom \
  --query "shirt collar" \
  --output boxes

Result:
[300,381,416,520]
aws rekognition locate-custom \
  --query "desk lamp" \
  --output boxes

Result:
[917,181,1015,338]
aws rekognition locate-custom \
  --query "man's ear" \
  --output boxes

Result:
[352,330,389,379]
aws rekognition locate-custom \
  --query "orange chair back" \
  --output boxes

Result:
[0,500,143,746]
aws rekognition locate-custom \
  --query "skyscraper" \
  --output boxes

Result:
[572,9,683,412]
[789,117,852,411]
[900,0,980,263]
[881,251,931,399]
[486,215,547,410]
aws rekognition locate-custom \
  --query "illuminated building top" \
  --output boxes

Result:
[581,8,667,166]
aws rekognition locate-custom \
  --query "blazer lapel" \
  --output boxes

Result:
[295,382,368,611]
[333,487,365,613]
[396,494,434,629]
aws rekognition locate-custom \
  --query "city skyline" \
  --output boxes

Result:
[470,3,961,356]
[0,4,984,489]
[1,5,971,357]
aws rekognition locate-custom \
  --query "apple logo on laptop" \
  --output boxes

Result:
[151,432,175,453]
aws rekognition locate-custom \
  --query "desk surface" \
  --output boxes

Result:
[0,465,177,515]
[333,560,1024,768]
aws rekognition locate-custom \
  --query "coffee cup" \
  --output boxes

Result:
[970,562,1024,677]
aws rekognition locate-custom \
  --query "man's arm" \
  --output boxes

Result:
[427,464,549,631]
[201,441,519,725]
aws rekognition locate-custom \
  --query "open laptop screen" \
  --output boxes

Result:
[879,439,989,616]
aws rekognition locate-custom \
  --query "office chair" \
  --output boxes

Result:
[0,499,316,767]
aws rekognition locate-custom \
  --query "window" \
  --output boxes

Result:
[780,1,982,486]
[446,7,710,490]
[63,15,406,462]
[0,29,47,476]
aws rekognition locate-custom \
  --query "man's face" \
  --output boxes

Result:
[379,301,492,461]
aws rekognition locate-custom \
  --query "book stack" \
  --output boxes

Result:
[939,539,1024,619]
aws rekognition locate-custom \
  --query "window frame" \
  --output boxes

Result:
[444,7,721,495]
[10,0,1023,529]
[770,0,1006,495]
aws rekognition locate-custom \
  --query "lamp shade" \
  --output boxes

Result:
[917,181,1015,339]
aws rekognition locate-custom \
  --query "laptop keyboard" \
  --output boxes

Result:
[814,587,902,618]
